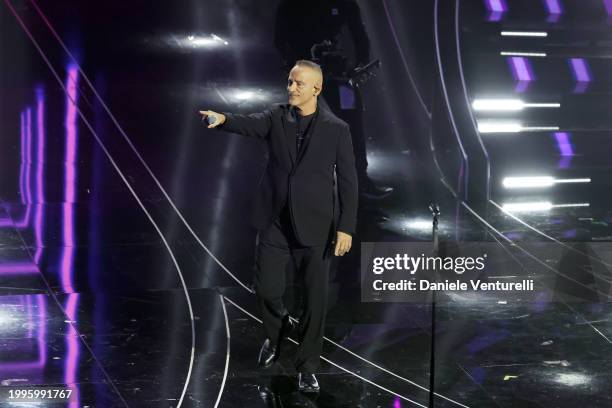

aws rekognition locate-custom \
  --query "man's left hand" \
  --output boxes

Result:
[334,231,352,257]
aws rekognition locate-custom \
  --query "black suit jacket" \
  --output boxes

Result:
[216,103,358,246]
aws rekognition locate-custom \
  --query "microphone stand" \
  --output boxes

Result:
[428,203,440,407]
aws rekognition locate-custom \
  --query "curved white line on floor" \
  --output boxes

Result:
[23,2,469,406]
[4,2,197,406]
[214,295,231,408]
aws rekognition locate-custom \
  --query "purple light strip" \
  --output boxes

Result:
[25,108,33,203]
[508,57,534,93]
[554,132,574,169]
[34,88,46,263]
[545,0,562,14]
[19,111,26,204]
[544,0,563,22]
[570,58,591,82]
[485,0,507,21]
[554,132,573,156]
[509,57,533,81]
[13,108,34,228]
[0,219,13,227]
[394,397,402,408]
[605,0,612,15]
[60,65,79,294]
[0,263,40,274]
[65,293,80,406]
[486,0,507,12]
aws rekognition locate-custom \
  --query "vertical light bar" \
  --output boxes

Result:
[485,0,508,21]
[64,293,80,407]
[508,57,534,93]
[61,65,80,406]
[554,131,574,168]
[19,111,26,204]
[37,294,47,367]
[544,0,563,22]
[34,87,46,264]
[60,65,79,294]
[605,0,612,15]
[569,58,592,93]
[20,108,34,228]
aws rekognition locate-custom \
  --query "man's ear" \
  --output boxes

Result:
[314,83,322,96]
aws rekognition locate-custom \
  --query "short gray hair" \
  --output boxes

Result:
[294,60,323,77]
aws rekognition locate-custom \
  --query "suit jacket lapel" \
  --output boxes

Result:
[281,107,297,165]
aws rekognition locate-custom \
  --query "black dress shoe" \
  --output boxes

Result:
[298,372,320,393]
[258,316,296,369]
[258,338,278,369]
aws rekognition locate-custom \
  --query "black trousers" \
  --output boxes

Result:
[254,205,331,373]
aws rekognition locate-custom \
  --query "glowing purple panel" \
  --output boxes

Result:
[19,111,26,204]
[570,58,591,82]
[0,263,40,274]
[485,0,507,21]
[544,0,563,14]
[508,57,534,93]
[485,0,507,12]
[605,0,612,15]
[35,88,46,264]
[60,65,79,294]
[554,132,574,168]
[544,0,563,21]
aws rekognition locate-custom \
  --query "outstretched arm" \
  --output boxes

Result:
[199,109,273,140]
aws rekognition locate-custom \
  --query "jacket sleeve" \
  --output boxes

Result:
[217,109,273,140]
[335,123,359,234]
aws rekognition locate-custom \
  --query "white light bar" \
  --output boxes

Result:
[500,51,547,57]
[501,31,548,37]
[503,177,591,189]
[553,203,590,208]
[555,178,591,184]
[523,103,560,108]
[503,176,555,188]
[520,126,560,131]
[477,121,522,133]
[473,99,523,111]
[472,99,560,112]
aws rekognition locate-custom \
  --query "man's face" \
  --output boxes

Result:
[287,65,321,108]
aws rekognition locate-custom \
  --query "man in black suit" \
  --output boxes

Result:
[274,0,393,199]
[199,60,358,393]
